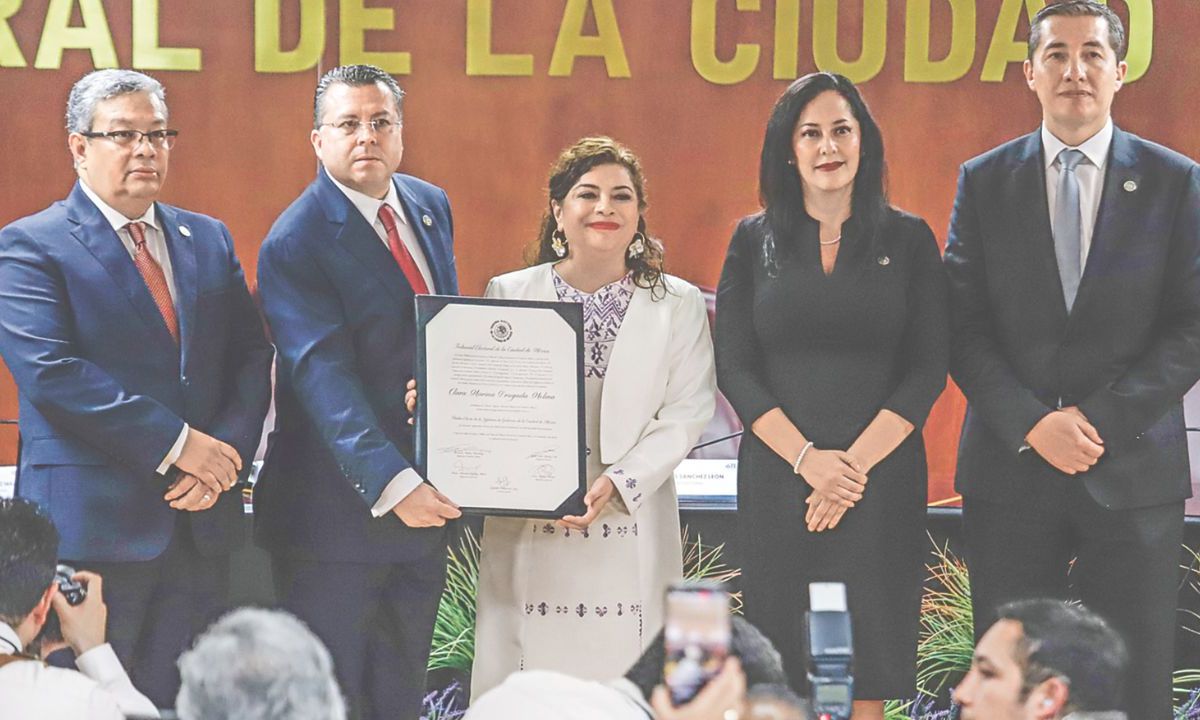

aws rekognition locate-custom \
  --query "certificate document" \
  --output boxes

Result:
[415,295,587,518]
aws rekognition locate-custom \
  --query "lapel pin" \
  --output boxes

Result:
[421,214,433,227]
[1123,180,1137,193]
[877,256,890,266]
[178,225,191,237]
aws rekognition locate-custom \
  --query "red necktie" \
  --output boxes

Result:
[126,222,179,344]
[378,204,430,295]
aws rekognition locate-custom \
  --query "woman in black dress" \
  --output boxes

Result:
[715,72,948,715]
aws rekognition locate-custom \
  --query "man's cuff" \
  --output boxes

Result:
[371,468,423,517]
[157,424,189,475]
[74,643,127,686]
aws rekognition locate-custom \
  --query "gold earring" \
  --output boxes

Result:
[551,229,567,258]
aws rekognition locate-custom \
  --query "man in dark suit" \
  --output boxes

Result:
[0,69,273,707]
[945,3,1200,717]
[256,64,461,720]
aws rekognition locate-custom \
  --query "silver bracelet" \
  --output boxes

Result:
[792,441,814,474]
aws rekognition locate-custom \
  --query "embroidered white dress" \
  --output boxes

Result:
[472,271,654,696]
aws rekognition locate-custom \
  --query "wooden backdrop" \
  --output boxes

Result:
[0,0,1195,505]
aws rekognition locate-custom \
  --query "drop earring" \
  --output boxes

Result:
[551,229,568,258]
[627,232,646,259]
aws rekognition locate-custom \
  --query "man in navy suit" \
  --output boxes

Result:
[256,64,462,720]
[945,3,1200,717]
[0,69,273,707]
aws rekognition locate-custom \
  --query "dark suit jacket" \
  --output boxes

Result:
[946,127,1200,510]
[255,169,457,563]
[0,183,273,561]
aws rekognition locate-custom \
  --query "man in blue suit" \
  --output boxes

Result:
[256,64,462,720]
[945,3,1200,717]
[0,69,273,707]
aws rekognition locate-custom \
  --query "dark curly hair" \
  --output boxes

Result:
[527,136,666,295]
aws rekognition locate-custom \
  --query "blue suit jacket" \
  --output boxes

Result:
[946,127,1200,510]
[0,183,274,560]
[255,170,457,563]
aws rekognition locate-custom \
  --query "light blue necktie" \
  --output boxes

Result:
[1053,148,1086,312]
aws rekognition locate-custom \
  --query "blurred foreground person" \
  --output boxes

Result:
[176,608,345,720]
[0,498,158,719]
[953,599,1127,720]
[467,615,795,720]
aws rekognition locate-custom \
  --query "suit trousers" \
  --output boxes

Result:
[272,550,448,720]
[963,479,1183,720]
[57,517,229,710]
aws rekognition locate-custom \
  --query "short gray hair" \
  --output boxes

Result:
[65,69,167,133]
[176,608,347,720]
[313,64,404,129]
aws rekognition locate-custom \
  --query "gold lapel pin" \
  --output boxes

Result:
[422,214,433,227]
[1123,180,1137,192]
[178,225,192,237]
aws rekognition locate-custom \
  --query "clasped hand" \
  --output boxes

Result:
[1025,406,1104,475]
[795,449,867,534]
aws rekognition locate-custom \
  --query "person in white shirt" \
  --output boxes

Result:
[0,498,159,719]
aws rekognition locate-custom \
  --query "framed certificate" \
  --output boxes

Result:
[415,295,587,518]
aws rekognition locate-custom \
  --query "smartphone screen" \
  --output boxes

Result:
[663,584,731,706]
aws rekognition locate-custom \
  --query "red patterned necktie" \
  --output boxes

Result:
[126,222,179,344]
[378,204,430,295]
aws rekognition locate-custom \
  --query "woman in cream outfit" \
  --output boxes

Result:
[470,137,716,698]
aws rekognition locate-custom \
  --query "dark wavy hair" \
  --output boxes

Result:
[526,136,666,295]
[758,72,888,270]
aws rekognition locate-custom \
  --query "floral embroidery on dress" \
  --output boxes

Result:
[552,269,635,379]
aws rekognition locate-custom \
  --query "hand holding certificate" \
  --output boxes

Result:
[415,296,587,517]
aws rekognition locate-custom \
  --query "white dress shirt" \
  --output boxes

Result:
[0,621,160,719]
[1042,117,1114,268]
[77,181,188,476]
[326,174,436,515]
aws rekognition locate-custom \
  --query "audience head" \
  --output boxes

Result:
[529,136,665,292]
[757,71,887,265]
[0,498,60,645]
[953,599,1127,719]
[624,615,787,701]
[311,64,405,199]
[66,69,173,218]
[176,607,346,720]
[745,683,809,720]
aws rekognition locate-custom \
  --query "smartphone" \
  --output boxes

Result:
[663,582,731,706]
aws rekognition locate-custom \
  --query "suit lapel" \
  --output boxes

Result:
[1012,133,1070,326]
[315,171,415,306]
[66,184,178,350]
[159,204,197,362]
[394,178,447,294]
[1072,127,1141,315]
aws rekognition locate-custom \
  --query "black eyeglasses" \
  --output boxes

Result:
[80,129,180,149]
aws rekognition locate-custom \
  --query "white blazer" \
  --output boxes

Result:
[477,263,717,687]
[484,263,717,515]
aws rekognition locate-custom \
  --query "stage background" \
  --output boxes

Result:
[1,0,1196,508]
